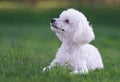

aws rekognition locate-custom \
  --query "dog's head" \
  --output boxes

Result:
[50,8,95,44]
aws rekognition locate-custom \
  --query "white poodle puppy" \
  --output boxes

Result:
[43,8,104,74]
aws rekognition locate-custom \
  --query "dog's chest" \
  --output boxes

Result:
[57,46,80,66]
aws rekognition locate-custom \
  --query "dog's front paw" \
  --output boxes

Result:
[70,70,79,74]
[43,67,47,72]
[43,66,51,72]
[70,69,88,75]
[79,69,88,74]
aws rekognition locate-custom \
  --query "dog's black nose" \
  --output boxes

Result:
[51,19,56,23]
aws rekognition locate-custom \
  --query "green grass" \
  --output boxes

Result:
[0,7,120,82]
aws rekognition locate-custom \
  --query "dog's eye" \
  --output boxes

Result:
[64,19,69,23]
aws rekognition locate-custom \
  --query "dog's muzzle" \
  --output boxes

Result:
[51,19,56,23]
[50,19,64,31]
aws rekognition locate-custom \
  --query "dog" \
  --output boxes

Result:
[43,8,104,74]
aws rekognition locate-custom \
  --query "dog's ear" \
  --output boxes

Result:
[73,20,95,44]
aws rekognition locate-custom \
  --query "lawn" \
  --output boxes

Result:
[0,7,120,82]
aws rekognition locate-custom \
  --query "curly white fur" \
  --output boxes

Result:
[43,8,104,74]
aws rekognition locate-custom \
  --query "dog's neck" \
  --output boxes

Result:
[62,39,84,48]
[60,41,84,55]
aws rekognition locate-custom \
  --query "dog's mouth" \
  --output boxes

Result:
[51,23,64,31]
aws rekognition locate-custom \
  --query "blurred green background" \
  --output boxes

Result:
[0,0,120,82]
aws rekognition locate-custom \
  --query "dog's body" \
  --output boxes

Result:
[43,8,104,74]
